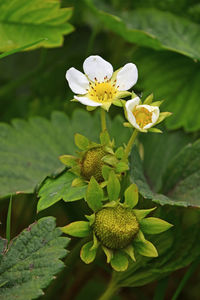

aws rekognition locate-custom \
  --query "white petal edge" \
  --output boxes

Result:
[142,105,160,129]
[74,96,102,107]
[66,67,89,95]
[116,63,138,91]
[125,98,141,130]
[83,55,113,82]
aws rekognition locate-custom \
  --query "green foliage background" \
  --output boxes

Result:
[0,0,200,299]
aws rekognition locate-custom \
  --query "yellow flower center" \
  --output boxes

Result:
[133,107,152,128]
[88,79,117,103]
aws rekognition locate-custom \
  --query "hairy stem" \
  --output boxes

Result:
[124,129,138,159]
[100,108,107,132]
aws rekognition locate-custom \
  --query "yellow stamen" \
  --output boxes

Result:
[88,80,117,103]
[133,107,152,128]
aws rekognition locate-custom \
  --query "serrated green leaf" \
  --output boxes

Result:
[86,0,200,61]
[140,218,173,234]
[0,217,69,300]
[134,48,200,131]
[80,241,97,264]
[110,251,129,272]
[124,184,138,208]
[86,177,103,212]
[107,171,120,202]
[74,133,90,150]
[0,0,74,52]
[0,110,130,199]
[61,221,90,237]
[37,172,87,212]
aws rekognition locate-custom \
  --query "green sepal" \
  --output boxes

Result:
[148,128,163,133]
[134,239,158,258]
[61,221,90,237]
[102,165,113,181]
[124,184,138,208]
[59,155,77,167]
[70,165,81,176]
[100,130,110,145]
[71,177,85,187]
[131,92,138,99]
[102,154,118,166]
[86,177,103,212]
[107,171,120,201]
[74,133,90,150]
[91,233,99,250]
[117,91,132,98]
[115,161,129,173]
[85,214,95,226]
[135,230,145,242]
[140,217,173,234]
[150,100,163,107]
[133,207,156,221]
[102,102,112,111]
[143,93,153,104]
[123,122,133,128]
[112,99,123,107]
[155,112,172,125]
[115,147,124,159]
[102,246,113,263]
[80,241,97,264]
[86,106,97,111]
[103,200,118,208]
[123,245,136,262]
[104,146,114,155]
[110,251,129,272]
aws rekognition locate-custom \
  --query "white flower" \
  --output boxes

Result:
[125,97,160,132]
[66,55,138,111]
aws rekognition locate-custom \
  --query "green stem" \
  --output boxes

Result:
[98,278,118,300]
[124,129,138,159]
[100,108,107,132]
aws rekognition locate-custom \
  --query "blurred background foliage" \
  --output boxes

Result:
[0,0,200,299]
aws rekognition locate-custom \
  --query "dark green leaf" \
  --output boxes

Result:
[0,0,74,52]
[86,0,200,61]
[0,217,70,300]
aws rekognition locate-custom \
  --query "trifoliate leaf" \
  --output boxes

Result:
[0,0,74,52]
[86,177,103,212]
[124,184,138,208]
[107,171,120,201]
[37,172,87,212]
[80,241,97,264]
[61,221,91,237]
[74,133,90,150]
[110,251,129,272]
[0,217,69,300]
[140,218,173,234]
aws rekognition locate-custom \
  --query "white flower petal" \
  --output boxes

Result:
[140,105,160,129]
[74,96,102,107]
[83,55,113,82]
[116,63,138,91]
[66,67,89,95]
[125,98,141,130]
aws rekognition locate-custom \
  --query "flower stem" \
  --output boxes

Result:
[124,129,138,159]
[100,108,107,132]
[98,278,118,300]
